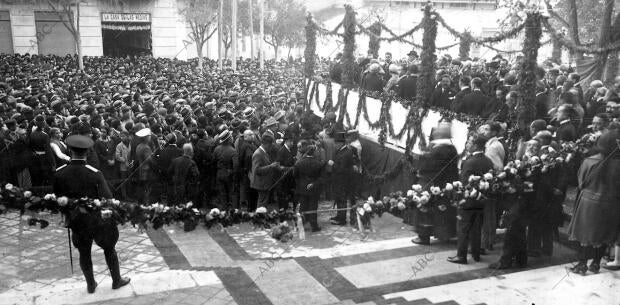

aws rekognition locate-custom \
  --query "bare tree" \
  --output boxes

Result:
[263,0,306,59]
[179,0,218,73]
[47,0,83,71]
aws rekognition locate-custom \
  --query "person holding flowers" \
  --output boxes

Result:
[448,134,494,265]
[53,135,130,294]
[567,129,620,275]
[411,122,459,245]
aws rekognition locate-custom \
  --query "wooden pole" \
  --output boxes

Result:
[259,0,264,69]
[249,0,254,59]
[218,0,223,69]
[232,0,238,71]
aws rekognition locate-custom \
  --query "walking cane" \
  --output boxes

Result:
[67,227,74,274]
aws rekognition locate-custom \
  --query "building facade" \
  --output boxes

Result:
[0,0,255,60]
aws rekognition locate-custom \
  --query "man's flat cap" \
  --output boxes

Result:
[66,135,94,149]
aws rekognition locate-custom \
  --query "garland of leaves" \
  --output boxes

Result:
[368,21,382,58]
[459,31,472,60]
[380,22,424,42]
[316,21,344,37]
[516,12,542,130]
[435,12,526,44]
[304,13,317,78]
[340,5,357,90]
[542,18,620,54]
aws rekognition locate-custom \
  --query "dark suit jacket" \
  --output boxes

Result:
[452,87,472,112]
[361,72,385,91]
[397,75,417,100]
[168,155,200,186]
[332,145,357,189]
[430,86,456,109]
[556,121,577,143]
[294,155,326,196]
[53,160,112,199]
[417,142,459,187]
[460,152,494,210]
[457,90,489,116]
[460,152,494,184]
[251,146,277,191]
[157,144,182,179]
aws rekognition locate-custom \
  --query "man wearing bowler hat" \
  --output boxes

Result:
[53,135,130,294]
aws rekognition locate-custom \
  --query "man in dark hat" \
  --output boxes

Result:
[156,133,182,205]
[251,131,282,209]
[213,130,239,207]
[53,135,130,294]
[275,129,296,210]
[330,130,358,226]
[29,114,55,186]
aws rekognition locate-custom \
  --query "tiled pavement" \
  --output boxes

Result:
[1,200,619,305]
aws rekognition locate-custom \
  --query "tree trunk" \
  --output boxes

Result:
[224,45,230,59]
[287,47,292,59]
[273,45,278,60]
[567,0,583,60]
[76,36,83,71]
[75,0,83,71]
[552,38,562,61]
[604,13,620,83]
[606,51,619,82]
[593,0,614,81]
[197,43,204,74]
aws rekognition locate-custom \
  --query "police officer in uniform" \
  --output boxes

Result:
[53,135,130,294]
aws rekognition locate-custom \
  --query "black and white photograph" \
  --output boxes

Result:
[0,0,619,304]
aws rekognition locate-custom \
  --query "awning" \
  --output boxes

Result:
[101,23,151,31]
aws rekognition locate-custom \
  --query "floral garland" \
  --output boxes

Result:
[340,4,357,90]
[368,21,382,58]
[0,185,300,239]
[382,139,586,214]
[517,12,543,129]
[316,21,344,37]
[459,31,472,60]
[304,13,317,78]
[435,12,526,44]
[542,18,620,54]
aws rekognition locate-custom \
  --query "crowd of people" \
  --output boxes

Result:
[1,50,619,276]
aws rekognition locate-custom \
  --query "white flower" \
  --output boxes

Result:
[497,172,507,179]
[111,199,120,206]
[406,190,414,197]
[430,186,441,195]
[209,208,221,216]
[540,154,548,161]
[515,160,522,168]
[367,196,374,204]
[411,195,420,203]
[397,201,406,210]
[4,183,13,191]
[483,173,493,181]
[542,165,549,173]
[419,195,429,204]
[357,207,365,216]
[57,196,69,206]
[478,182,489,190]
[256,206,267,214]
[93,199,101,207]
[452,181,463,188]
[44,194,56,201]
[566,153,573,163]
[163,206,170,212]
[192,208,200,214]
[510,168,518,175]
[411,184,423,192]
[363,203,372,212]
[547,147,556,153]
[525,170,532,177]
[470,189,479,198]
[504,165,511,171]
[444,183,453,191]
[468,175,481,183]
[101,209,113,219]
[556,157,564,163]
[186,201,193,208]
[23,191,32,198]
[530,156,540,163]
[438,205,447,211]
